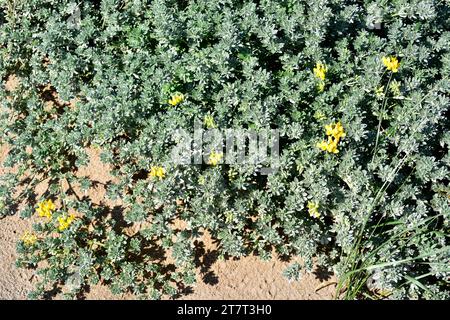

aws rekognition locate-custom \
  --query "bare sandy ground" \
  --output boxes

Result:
[0,76,336,300]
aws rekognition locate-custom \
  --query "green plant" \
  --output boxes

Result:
[1,0,449,299]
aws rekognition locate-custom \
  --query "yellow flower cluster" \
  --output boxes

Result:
[168,93,185,106]
[317,121,346,154]
[313,62,327,92]
[208,150,223,166]
[36,199,56,219]
[313,62,327,80]
[149,166,166,180]
[57,213,76,232]
[382,56,400,73]
[307,201,320,219]
[21,231,38,246]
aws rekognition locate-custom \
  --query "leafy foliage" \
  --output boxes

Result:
[1,0,449,299]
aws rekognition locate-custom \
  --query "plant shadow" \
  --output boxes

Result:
[193,240,220,286]
[312,265,333,282]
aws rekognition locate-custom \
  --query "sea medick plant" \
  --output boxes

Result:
[0,0,449,299]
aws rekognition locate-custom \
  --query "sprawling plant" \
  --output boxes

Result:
[1,0,449,299]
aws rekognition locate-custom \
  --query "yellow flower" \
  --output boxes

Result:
[307,201,320,219]
[168,93,185,106]
[204,114,217,129]
[316,140,329,151]
[21,231,38,246]
[331,121,346,140]
[149,166,166,180]
[36,199,56,219]
[382,56,400,73]
[57,213,76,232]
[318,136,340,154]
[318,121,345,154]
[313,62,327,81]
[325,123,334,136]
[325,137,339,154]
[208,150,223,166]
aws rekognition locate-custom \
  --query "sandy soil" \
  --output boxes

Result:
[0,76,336,300]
